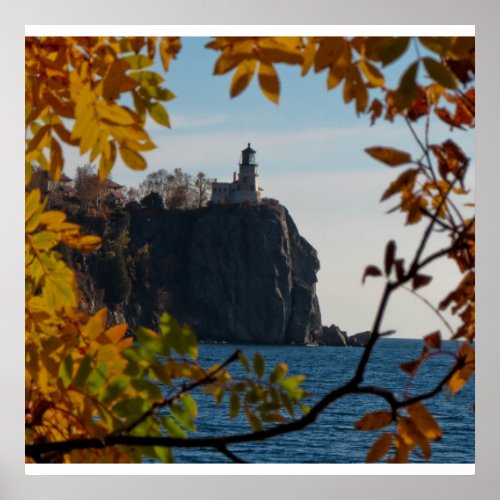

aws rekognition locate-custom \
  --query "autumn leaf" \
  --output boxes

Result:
[424,331,441,349]
[384,240,396,276]
[149,102,170,127]
[365,147,412,167]
[423,57,456,89]
[355,411,393,431]
[258,62,280,104]
[359,59,385,87]
[366,433,393,463]
[119,146,147,170]
[230,59,257,98]
[400,359,421,374]
[394,61,419,111]
[407,402,442,441]
[412,274,433,290]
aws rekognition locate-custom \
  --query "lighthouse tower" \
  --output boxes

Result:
[234,143,260,203]
[210,143,263,204]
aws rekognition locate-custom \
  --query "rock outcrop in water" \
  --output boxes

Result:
[73,203,323,345]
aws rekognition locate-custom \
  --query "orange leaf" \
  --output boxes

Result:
[400,359,421,374]
[83,308,107,340]
[105,324,129,344]
[366,433,393,463]
[398,417,431,459]
[407,402,442,441]
[447,343,475,395]
[424,331,441,349]
[365,146,412,167]
[355,411,393,431]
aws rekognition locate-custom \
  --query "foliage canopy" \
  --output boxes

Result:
[25,36,474,464]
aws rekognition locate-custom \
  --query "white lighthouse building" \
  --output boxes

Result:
[211,143,263,204]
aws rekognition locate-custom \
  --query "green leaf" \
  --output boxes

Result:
[253,352,265,379]
[181,394,197,419]
[129,70,165,86]
[159,313,198,359]
[170,403,196,432]
[112,397,150,418]
[72,355,93,389]
[245,406,263,431]
[58,354,73,388]
[238,352,250,374]
[229,393,240,419]
[124,54,154,69]
[149,102,170,127]
[280,375,305,391]
[86,363,109,395]
[161,416,187,438]
[131,378,163,402]
[154,445,174,463]
[100,375,130,404]
[423,57,456,89]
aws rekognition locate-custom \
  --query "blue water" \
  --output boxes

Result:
[155,339,475,464]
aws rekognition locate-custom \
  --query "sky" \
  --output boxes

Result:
[63,36,475,339]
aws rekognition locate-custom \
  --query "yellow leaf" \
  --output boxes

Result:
[99,141,117,180]
[41,259,77,313]
[365,146,412,167]
[49,137,64,181]
[355,411,393,431]
[359,59,385,87]
[67,234,102,253]
[366,433,393,463]
[39,210,67,226]
[258,62,280,104]
[119,145,147,171]
[301,38,316,76]
[230,59,256,98]
[407,402,442,441]
[83,308,108,340]
[25,124,51,161]
[327,67,344,90]
[96,101,135,125]
[31,231,60,251]
[26,189,42,223]
[79,119,100,155]
[72,104,98,141]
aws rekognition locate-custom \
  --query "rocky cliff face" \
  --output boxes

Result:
[74,203,323,344]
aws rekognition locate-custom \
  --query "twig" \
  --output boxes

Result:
[113,349,241,436]
[401,285,455,336]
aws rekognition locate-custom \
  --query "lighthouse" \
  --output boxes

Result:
[211,143,263,204]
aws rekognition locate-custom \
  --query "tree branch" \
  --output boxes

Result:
[113,349,241,436]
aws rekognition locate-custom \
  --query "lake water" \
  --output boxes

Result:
[156,338,475,464]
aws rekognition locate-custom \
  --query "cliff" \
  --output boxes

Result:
[73,203,323,344]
